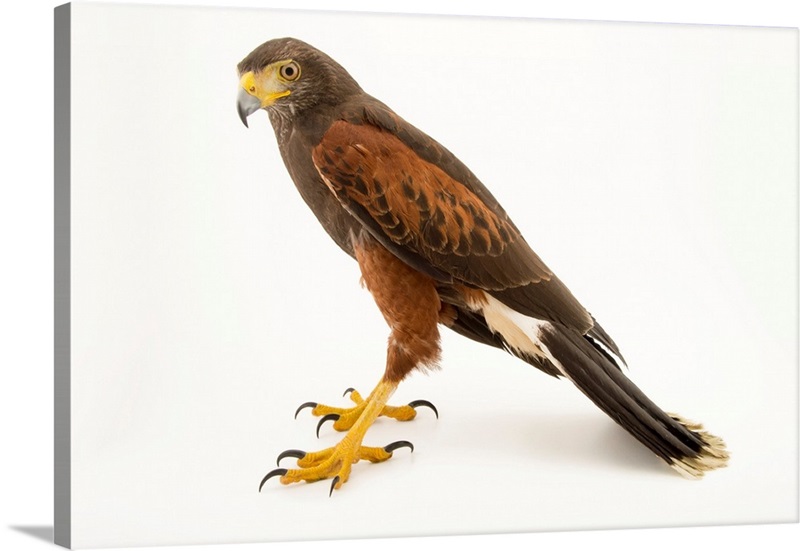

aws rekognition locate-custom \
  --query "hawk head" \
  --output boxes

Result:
[236,37,362,127]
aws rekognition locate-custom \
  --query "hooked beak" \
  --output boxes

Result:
[237,86,262,128]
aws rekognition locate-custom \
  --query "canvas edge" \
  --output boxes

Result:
[54,2,71,549]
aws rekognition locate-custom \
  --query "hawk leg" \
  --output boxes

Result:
[260,233,442,493]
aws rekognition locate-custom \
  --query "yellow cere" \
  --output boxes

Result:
[239,67,292,108]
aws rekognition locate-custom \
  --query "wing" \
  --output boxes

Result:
[311,106,595,333]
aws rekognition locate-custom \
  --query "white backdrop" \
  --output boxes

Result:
[2,1,798,550]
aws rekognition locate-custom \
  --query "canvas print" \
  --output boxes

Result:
[55,2,798,549]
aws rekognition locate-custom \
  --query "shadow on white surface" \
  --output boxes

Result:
[9,526,53,545]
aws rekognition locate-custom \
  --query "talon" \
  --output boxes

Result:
[276,449,306,466]
[259,468,287,492]
[265,382,416,491]
[295,401,317,419]
[408,399,439,419]
[316,414,340,438]
[383,440,414,455]
[343,387,356,397]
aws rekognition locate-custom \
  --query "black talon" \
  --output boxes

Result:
[294,401,317,419]
[259,468,287,492]
[276,449,306,466]
[383,440,414,455]
[408,399,439,419]
[329,476,340,497]
[316,414,340,438]
[343,387,356,397]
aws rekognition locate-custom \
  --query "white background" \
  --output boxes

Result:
[1,1,798,551]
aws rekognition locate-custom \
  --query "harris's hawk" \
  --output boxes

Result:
[236,37,728,494]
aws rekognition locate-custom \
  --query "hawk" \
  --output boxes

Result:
[236,37,728,494]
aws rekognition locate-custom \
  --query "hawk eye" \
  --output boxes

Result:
[279,61,300,81]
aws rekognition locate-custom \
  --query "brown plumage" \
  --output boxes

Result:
[315,121,517,259]
[353,232,442,383]
[237,37,728,492]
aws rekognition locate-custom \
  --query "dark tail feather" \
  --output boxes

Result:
[539,323,729,478]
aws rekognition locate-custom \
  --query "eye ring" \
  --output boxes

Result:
[279,61,300,82]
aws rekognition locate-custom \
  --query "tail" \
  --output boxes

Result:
[478,294,729,478]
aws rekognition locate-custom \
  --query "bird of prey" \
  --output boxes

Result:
[236,37,728,494]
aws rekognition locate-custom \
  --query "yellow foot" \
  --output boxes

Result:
[260,440,413,496]
[294,387,438,435]
[261,380,419,495]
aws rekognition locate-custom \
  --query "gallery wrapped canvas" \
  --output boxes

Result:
[55,2,797,548]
